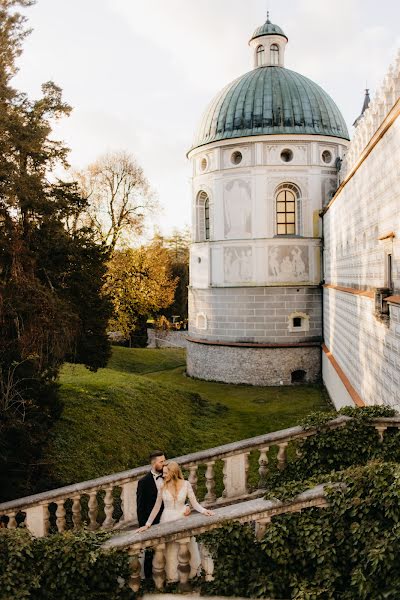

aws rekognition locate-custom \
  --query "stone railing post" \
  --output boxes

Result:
[7,512,17,530]
[188,466,198,495]
[255,516,272,541]
[153,543,166,590]
[72,495,82,529]
[56,500,67,532]
[88,490,99,531]
[121,480,138,525]
[25,504,50,537]
[103,486,115,529]
[222,452,250,499]
[204,461,216,503]
[128,548,142,593]
[375,424,387,443]
[200,543,214,581]
[258,447,270,488]
[177,537,192,592]
[277,442,288,471]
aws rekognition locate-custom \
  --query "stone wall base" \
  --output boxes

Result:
[187,341,321,386]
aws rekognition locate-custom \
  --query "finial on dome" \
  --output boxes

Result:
[267,10,270,23]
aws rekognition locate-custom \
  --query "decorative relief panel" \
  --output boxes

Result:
[268,245,309,282]
[223,179,252,239]
[224,246,253,283]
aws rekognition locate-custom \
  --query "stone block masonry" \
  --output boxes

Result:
[189,286,322,344]
[186,340,321,386]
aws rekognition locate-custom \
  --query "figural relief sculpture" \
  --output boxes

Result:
[224,179,252,239]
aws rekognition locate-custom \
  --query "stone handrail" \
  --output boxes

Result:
[102,484,336,592]
[1,415,398,537]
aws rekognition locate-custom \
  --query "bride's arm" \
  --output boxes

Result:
[146,489,163,526]
[136,488,163,532]
[187,481,213,515]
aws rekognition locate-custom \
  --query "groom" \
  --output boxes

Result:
[137,450,166,579]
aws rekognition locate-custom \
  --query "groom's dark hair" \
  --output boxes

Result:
[149,450,166,461]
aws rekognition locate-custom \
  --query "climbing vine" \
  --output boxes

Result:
[200,407,400,600]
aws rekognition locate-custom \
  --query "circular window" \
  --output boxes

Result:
[280,149,293,162]
[231,151,243,165]
[200,157,208,171]
[322,150,332,164]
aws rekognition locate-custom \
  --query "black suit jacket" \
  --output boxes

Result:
[136,472,164,526]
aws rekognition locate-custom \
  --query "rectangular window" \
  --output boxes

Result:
[387,253,393,289]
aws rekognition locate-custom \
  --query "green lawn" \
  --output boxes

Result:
[46,347,331,488]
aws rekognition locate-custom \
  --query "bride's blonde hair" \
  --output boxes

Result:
[164,461,184,499]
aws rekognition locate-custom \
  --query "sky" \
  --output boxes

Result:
[14,0,400,235]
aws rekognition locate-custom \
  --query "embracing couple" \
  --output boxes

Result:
[136,450,213,582]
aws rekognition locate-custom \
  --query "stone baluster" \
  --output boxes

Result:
[177,537,192,592]
[375,424,387,443]
[7,512,17,529]
[277,442,288,471]
[188,466,198,496]
[88,490,99,531]
[56,500,67,532]
[128,548,142,593]
[255,516,271,541]
[200,543,214,581]
[103,486,115,529]
[72,495,82,529]
[152,543,166,590]
[258,447,269,489]
[204,461,216,503]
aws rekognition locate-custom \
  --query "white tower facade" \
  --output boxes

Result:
[187,17,349,386]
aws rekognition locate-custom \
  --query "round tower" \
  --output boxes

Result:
[186,16,349,386]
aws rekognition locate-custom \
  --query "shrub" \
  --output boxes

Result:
[0,529,134,600]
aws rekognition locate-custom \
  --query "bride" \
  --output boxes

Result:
[137,461,213,582]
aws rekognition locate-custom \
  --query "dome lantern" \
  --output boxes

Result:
[249,13,288,69]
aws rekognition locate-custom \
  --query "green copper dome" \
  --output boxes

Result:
[191,67,349,151]
[250,20,288,41]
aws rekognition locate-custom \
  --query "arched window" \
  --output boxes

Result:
[205,198,210,240]
[256,45,265,67]
[270,44,279,65]
[196,191,210,241]
[275,183,302,236]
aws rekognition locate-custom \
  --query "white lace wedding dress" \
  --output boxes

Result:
[146,480,208,582]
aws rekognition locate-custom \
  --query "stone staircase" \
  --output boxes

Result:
[1,414,399,593]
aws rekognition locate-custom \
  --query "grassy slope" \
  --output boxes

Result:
[47,347,330,487]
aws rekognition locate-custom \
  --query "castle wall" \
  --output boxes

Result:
[323,55,400,409]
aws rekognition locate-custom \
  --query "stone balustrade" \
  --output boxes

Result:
[102,484,335,592]
[1,415,399,537]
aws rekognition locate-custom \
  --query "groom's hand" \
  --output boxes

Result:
[184,505,191,517]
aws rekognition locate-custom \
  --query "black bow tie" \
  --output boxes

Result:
[156,474,164,480]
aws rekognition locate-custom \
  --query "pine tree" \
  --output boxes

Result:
[0,1,112,500]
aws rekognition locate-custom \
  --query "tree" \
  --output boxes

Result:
[0,0,112,500]
[74,151,157,251]
[156,228,190,320]
[105,242,177,347]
